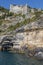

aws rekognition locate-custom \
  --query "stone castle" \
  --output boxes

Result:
[10,4,29,15]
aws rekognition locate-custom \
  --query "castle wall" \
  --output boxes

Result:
[10,4,28,15]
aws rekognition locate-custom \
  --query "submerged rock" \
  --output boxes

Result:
[34,52,43,60]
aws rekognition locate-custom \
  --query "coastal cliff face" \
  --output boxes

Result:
[0,6,43,52]
[24,30,43,47]
[15,29,43,50]
[0,18,43,52]
[15,20,43,50]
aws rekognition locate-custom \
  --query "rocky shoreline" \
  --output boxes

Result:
[0,39,43,60]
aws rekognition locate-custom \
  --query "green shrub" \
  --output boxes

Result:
[0,20,3,25]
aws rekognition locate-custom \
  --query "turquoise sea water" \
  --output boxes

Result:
[0,51,43,65]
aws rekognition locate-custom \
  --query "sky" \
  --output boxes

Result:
[0,0,43,9]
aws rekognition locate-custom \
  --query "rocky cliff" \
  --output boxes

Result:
[15,18,43,50]
[0,6,43,52]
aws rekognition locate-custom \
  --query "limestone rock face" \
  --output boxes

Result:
[26,30,43,47]
[16,20,43,48]
[15,29,43,49]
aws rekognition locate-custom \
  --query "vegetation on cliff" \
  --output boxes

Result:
[0,6,43,35]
